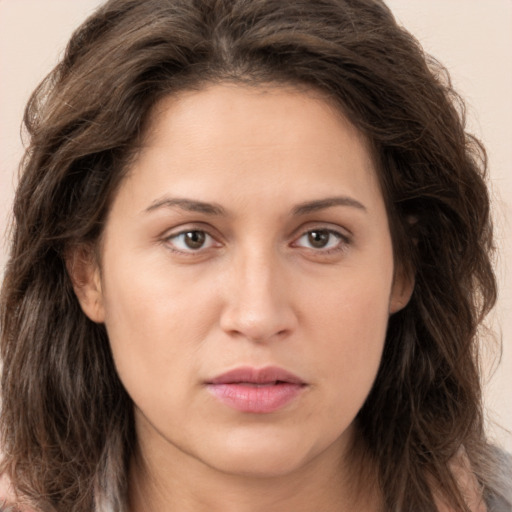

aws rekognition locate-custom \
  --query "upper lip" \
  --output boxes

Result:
[207,366,306,385]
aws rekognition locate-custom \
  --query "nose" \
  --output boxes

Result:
[219,249,298,343]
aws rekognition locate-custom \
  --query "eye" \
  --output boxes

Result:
[293,229,348,252]
[165,230,218,252]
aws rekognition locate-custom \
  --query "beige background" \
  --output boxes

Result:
[1,0,511,451]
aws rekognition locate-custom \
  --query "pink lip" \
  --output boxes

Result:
[205,366,307,414]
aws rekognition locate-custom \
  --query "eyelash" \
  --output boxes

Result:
[162,226,351,256]
[291,228,351,255]
[163,229,220,254]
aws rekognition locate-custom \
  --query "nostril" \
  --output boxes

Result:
[218,285,298,342]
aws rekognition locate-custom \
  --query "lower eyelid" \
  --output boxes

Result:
[162,226,350,254]
[293,229,351,251]
[165,230,218,251]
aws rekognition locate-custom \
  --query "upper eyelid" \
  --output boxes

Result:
[160,225,222,251]
[162,222,221,239]
[292,228,349,246]
[290,222,352,241]
[159,222,352,245]
[163,230,221,255]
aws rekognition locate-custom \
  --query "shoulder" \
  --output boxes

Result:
[0,474,36,512]
[436,448,512,512]
[433,451,488,512]
[485,449,512,512]
[0,473,14,510]
[0,502,19,512]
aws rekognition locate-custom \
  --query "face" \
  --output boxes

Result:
[75,84,411,480]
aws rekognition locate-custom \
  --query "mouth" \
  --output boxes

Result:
[205,366,307,414]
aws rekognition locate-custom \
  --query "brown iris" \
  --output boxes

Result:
[307,230,331,249]
[183,231,206,249]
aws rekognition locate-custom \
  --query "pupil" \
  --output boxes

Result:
[185,231,205,249]
[308,230,329,248]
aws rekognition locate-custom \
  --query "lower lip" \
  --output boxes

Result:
[206,383,305,413]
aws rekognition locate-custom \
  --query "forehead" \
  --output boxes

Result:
[119,83,383,216]
[144,83,368,155]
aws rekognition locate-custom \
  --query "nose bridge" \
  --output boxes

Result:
[220,243,295,342]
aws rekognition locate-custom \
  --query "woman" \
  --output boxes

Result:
[0,0,510,510]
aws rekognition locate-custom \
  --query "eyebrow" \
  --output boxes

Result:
[144,195,367,217]
[144,197,226,216]
[292,196,367,216]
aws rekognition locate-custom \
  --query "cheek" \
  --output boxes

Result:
[300,264,392,413]
[303,259,392,345]
[99,258,218,410]
[102,247,216,342]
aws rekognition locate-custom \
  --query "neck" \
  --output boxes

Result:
[127,425,381,512]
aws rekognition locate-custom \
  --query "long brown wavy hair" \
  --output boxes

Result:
[1,0,508,510]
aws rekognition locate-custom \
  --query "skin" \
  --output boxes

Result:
[73,83,413,511]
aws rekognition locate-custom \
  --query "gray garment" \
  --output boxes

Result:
[1,451,511,511]
[485,448,512,512]
[487,494,512,512]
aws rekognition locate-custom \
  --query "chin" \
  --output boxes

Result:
[213,451,308,479]
[201,428,318,478]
